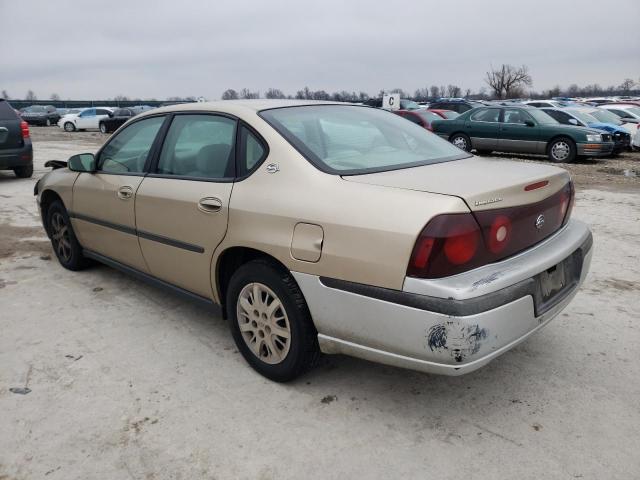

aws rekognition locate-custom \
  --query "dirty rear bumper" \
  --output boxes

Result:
[292,219,592,375]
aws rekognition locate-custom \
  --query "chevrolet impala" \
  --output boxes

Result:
[35,100,592,381]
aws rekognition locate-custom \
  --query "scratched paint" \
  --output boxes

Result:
[427,322,488,363]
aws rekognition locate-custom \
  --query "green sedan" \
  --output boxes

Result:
[431,105,614,162]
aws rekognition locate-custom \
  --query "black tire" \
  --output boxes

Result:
[547,137,576,163]
[450,133,472,152]
[45,201,92,271]
[64,121,76,132]
[226,259,320,382]
[99,123,107,134]
[13,165,33,178]
[475,149,493,156]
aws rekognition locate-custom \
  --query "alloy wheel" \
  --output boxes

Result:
[551,141,570,162]
[50,212,72,262]
[236,282,291,364]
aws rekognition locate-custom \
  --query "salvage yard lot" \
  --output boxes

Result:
[1,127,639,479]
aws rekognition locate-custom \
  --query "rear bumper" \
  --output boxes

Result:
[0,141,33,169]
[293,219,592,375]
[577,142,614,157]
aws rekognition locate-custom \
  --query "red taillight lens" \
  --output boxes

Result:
[407,182,574,279]
[20,120,30,138]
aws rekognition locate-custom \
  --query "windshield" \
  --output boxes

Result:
[622,107,640,117]
[566,110,599,124]
[528,109,558,124]
[590,109,623,125]
[260,105,470,174]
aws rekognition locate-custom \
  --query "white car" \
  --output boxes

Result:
[597,104,640,149]
[58,107,114,132]
[524,100,571,108]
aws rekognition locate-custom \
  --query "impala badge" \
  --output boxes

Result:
[266,163,279,174]
[535,214,545,230]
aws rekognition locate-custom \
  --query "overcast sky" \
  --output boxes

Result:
[1,0,639,100]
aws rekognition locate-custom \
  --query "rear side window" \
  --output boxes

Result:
[260,105,469,174]
[470,108,500,122]
[0,100,18,120]
[157,114,236,179]
[237,125,267,176]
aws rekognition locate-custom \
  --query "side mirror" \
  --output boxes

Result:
[524,120,535,127]
[68,153,96,173]
[569,118,579,125]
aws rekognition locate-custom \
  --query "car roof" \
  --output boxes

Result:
[137,100,354,118]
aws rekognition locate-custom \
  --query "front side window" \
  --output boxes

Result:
[470,108,500,122]
[98,116,164,174]
[157,114,236,179]
[260,105,469,174]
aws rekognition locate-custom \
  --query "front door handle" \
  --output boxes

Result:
[198,197,222,213]
[117,186,133,200]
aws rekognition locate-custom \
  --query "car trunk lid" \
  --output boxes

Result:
[342,157,570,211]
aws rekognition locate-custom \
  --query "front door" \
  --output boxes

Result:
[75,108,96,129]
[465,108,500,150]
[71,115,166,271]
[135,113,239,298]
[498,108,540,153]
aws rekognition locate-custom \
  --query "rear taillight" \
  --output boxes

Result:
[20,120,30,138]
[407,182,574,279]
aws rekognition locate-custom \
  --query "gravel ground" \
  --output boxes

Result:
[1,127,639,479]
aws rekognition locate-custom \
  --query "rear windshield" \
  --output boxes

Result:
[260,105,469,174]
[439,110,459,119]
[0,100,18,120]
[23,106,46,112]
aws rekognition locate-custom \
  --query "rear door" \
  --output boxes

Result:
[134,113,240,298]
[498,108,540,153]
[71,115,166,271]
[465,108,500,150]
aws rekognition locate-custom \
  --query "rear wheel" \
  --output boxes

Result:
[99,123,107,134]
[450,133,472,152]
[548,137,576,163]
[64,122,76,132]
[226,259,320,382]
[45,201,91,270]
[13,165,33,178]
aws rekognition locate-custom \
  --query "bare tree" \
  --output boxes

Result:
[358,91,369,102]
[25,90,37,101]
[619,78,635,93]
[265,88,285,99]
[390,88,406,97]
[221,89,239,100]
[50,93,61,101]
[464,88,472,98]
[1,89,9,99]
[446,84,461,97]
[566,84,580,96]
[439,85,446,97]
[485,64,532,99]
[114,95,129,101]
[429,85,439,98]
[240,88,259,99]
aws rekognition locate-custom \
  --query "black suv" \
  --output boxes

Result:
[0,99,34,178]
[19,105,60,126]
[99,107,136,133]
[427,99,485,113]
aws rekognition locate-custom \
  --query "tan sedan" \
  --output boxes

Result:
[35,100,592,381]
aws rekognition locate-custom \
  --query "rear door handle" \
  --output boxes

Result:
[117,186,133,200]
[198,197,222,213]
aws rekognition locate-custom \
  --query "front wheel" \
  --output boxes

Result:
[226,259,320,382]
[64,122,76,132]
[548,137,576,163]
[45,201,92,270]
[450,133,472,152]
